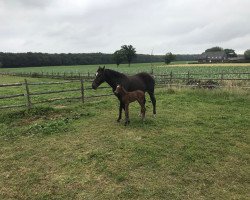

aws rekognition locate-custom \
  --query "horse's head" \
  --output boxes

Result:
[92,66,106,90]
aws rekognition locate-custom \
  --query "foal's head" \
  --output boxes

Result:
[92,66,106,90]
[114,84,124,95]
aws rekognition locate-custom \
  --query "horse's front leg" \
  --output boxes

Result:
[124,104,130,126]
[117,101,124,122]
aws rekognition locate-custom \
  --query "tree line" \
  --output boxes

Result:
[0,51,166,68]
[0,44,199,68]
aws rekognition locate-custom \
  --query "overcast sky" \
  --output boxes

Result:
[0,0,249,54]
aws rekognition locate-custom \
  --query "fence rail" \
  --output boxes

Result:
[1,70,250,110]
[1,71,250,82]
[0,79,113,110]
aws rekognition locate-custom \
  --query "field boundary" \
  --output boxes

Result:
[0,78,113,110]
[1,70,250,82]
[1,70,250,110]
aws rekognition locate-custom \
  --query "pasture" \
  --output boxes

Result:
[0,73,249,199]
[1,62,250,76]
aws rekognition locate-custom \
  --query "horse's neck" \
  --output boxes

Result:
[104,70,127,90]
[120,87,127,96]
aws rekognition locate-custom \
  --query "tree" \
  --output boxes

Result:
[224,49,237,58]
[244,49,250,60]
[121,45,136,67]
[113,50,124,67]
[165,52,176,64]
[205,46,223,52]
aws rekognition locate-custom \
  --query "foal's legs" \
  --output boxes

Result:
[138,100,146,121]
[138,97,146,117]
[117,101,124,122]
[124,103,130,126]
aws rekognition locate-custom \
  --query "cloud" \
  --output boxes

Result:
[0,0,249,54]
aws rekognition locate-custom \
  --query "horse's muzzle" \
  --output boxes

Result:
[92,82,97,90]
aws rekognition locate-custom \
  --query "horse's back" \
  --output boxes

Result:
[130,72,155,92]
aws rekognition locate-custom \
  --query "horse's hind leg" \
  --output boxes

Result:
[149,92,156,116]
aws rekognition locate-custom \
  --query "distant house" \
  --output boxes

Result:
[227,55,245,62]
[198,51,227,63]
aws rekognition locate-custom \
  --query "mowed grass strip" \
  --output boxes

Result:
[0,88,249,199]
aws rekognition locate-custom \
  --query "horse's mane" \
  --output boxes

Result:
[104,69,127,79]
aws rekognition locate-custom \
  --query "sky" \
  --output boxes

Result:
[0,0,250,55]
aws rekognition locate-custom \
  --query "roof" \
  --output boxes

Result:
[199,51,227,60]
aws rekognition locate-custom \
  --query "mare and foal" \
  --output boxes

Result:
[115,84,146,125]
[92,66,156,125]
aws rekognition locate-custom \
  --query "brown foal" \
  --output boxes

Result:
[114,84,146,125]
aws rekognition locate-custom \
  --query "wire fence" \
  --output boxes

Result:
[1,70,250,82]
[0,70,249,110]
[0,79,113,110]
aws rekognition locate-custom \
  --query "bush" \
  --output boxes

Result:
[244,49,250,60]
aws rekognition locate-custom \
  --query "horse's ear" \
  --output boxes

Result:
[103,66,105,70]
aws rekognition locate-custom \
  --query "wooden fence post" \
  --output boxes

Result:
[221,71,224,81]
[170,71,173,84]
[80,78,84,103]
[24,79,32,109]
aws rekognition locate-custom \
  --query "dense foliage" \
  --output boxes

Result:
[224,49,237,57]
[120,45,137,67]
[0,52,164,68]
[113,50,125,67]
[165,52,176,64]
[205,46,224,52]
[244,49,250,60]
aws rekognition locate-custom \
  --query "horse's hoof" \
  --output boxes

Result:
[124,120,130,126]
[117,119,121,122]
[153,114,156,118]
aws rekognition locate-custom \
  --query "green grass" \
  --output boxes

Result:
[0,82,249,199]
[0,62,250,76]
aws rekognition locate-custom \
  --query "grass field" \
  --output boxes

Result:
[0,74,249,199]
[1,62,250,75]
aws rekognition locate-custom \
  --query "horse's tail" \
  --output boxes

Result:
[137,72,156,115]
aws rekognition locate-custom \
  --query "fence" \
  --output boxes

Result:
[1,70,250,82]
[1,71,250,109]
[0,79,113,110]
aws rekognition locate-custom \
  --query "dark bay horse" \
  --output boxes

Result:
[92,66,156,122]
[114,84,146,125]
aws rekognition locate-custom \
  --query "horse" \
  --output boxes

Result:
[114,84,146,125]
[92,66,156,122]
